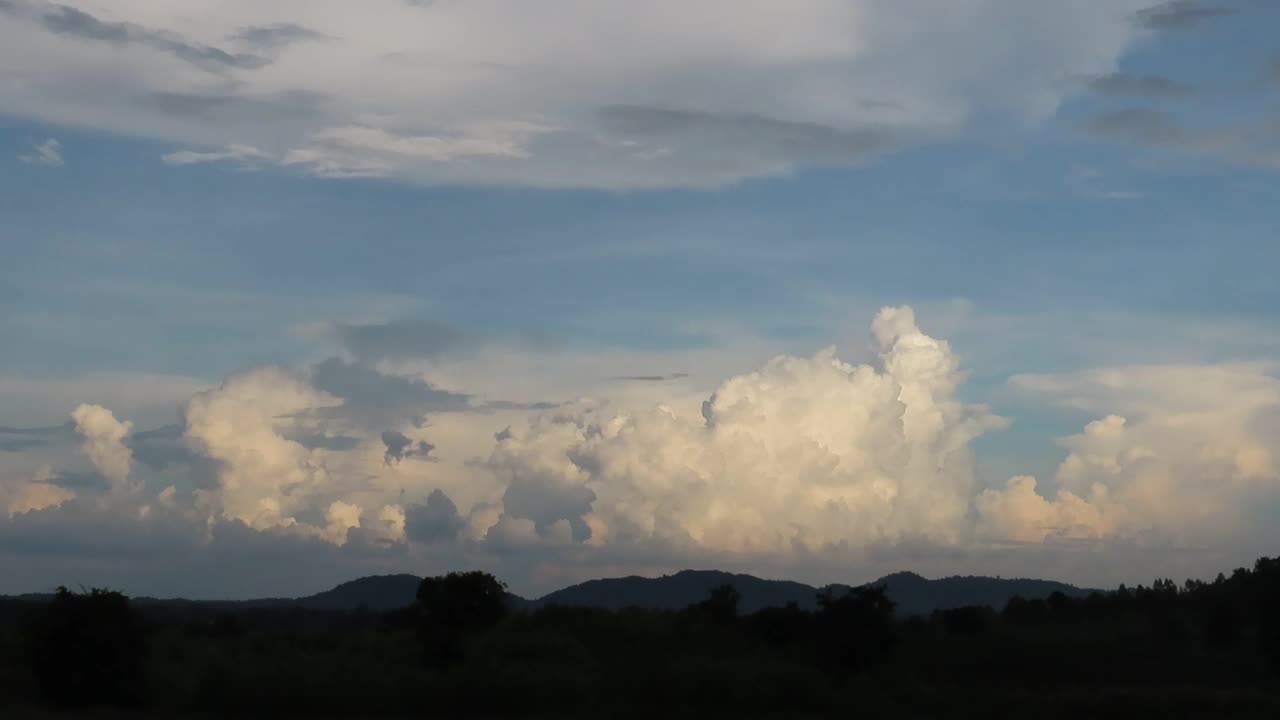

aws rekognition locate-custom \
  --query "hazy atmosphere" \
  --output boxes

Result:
[4,0,1280,600]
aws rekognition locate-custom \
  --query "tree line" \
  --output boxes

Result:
[4,556,1280,716]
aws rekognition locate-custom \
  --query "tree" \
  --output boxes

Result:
[415,571,509,667]
[814,584,896,672]
[21,587,147,708]
[696,583,740,625]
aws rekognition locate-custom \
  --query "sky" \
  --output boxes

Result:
[2,0,1280,599]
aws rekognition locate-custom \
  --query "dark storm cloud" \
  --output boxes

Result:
[598,105,898,166]
[334,319,475,363]
[1088,72,1194,97]
[309,357,472,427]
[38,4,268,70]
[381,430,434,466]
[230,22,327,50]
[404,489,465,544]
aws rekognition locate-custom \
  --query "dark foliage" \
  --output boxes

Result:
[4,557,1280,717]
[19,586,147,708]
[414,570,508,667]
[815,584,897,671]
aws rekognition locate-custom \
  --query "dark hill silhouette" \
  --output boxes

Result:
[295,573,422,611]
[531,569,1089,616]
[871,571,1088,616]
[2,569,1089,616]
[532,569,818,613]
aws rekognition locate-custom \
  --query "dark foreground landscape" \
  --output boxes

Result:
[3,558,1280,718]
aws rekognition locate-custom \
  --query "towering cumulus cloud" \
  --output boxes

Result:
[181,366,408,545]
[8,305,1279,596]
[488,307,1007,553]
[182,367,344,532]
[71,403,135,493]
[977,363,1280,545]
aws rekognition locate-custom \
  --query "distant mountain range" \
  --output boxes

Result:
[527,569,1090,616]
[6,570,1091,617]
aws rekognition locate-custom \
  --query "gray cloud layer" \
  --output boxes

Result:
[334,319,474,363]
[0,1,1158,187]
[1088,72,1194,96]
[1133,1,1236,30]
[229,23,327,50]
[35,3,268,70]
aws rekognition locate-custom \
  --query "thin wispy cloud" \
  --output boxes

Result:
[18,138,62,166]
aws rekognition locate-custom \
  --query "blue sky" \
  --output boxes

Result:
[2,0,1280,598]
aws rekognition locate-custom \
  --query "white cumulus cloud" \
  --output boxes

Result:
[488,306,1007,553]
[71,403,135,493]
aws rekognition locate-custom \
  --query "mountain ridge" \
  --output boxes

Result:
[4,569,1092,617]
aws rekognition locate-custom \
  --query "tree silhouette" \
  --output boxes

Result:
[696,583,740,624]
[415,571,508,667]
[20,587,147,708]
[814,584,896,672]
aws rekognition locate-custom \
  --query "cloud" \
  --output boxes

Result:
[229,23,327,50]
[1087,72,1193,96]
[70,403,135,493]
[1086,107,1280,169]
[404,489,464,544]
[161,143,271,167]
[381,430,434,465]
[1133,1,1235,30]
[127,424,221,489]
[334,319,473,363]
[18,137,63,166]
[181,366,346,532]
[142,90,326,122]
[594,105,901,181]
[5,305,1280,596]
[613,374,690,382]
[0,423,70,453]
[176,365,452,544]
[31,2,267,70]
[0,1,1154,187]
[978,363,1280,545]
[487,306,1006,553]
[1,465,76,517]
[1089,107,1186,144]
[308,357,472,427]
